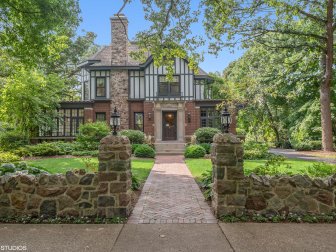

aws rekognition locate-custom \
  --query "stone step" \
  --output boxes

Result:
[156,151,185,155]
[155,142,186,152]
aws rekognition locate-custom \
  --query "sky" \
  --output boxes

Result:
[77,0,245,73]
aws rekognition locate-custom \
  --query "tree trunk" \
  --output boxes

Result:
[320,0,334,151]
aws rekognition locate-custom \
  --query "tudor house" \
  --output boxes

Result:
[39,14,236,152]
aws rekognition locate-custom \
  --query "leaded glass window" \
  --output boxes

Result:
[158,75,180,96]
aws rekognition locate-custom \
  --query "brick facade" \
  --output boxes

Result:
[144,102,155,136]
[128,101,144,129]
[83,102,111,125]
[185,101,201,139]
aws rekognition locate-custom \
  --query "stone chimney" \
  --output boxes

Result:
[110,14,128,65]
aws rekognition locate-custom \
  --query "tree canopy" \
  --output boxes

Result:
[0,0,98,136]
[131,0,335,151]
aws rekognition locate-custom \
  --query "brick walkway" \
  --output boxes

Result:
[128,155,217,224]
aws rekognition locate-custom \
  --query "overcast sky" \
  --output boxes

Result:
[77,0,245,73]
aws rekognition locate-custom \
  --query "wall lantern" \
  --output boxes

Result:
[187,112,191,123]
[148,112,152,120]
[110,107,120,135]
[221,107,231,133]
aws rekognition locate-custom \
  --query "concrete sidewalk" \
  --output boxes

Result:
[0,223,335,252]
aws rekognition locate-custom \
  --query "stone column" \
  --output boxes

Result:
[97,135,132,217]
[211,133,245,217]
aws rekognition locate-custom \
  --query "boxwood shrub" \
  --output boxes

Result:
[76,122,110,150]
[0,130,29,151]
[195,127,221,144]
[184,145,206,158]
[134,144,155,158]
[199,143,211,154]
[132,144,141,154]
[120,130,145,144]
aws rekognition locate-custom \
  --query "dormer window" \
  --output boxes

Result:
[96,77,106,97]
[158,75,180,96]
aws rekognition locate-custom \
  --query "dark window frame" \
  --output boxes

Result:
[134,112,144,132]
[95,77,106,98]
[200,107,221,129]
[158,75,181,97]
[96,112,106,122]
[39,108,84,137]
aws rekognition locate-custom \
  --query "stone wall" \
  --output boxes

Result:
[110,70,129,130]
[0,135,132,218]
[211,133,336,217]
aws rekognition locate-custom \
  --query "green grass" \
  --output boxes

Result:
[185,158,327,180]
[26,157,154,182]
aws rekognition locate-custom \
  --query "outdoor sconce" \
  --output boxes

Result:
[187,112,191,123]
[221,107,231,133]
[110,107,120,135]
[148,112,152,120]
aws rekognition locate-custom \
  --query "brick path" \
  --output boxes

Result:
[128,155,217,224]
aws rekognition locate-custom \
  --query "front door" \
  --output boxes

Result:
[162,111,177,141]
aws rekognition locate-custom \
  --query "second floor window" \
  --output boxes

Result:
[96,77,106,97]
[158,75,180,96]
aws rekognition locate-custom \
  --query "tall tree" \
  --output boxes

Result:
[0,69,64,137]
[0,0,98,133]
[0,0,81,67]
[130,0,335,151]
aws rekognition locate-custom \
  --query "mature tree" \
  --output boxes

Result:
[0,69,64,137]
[45,31,100,100]
[0,0,81,67]
[0,0,98,133]
[222,43,335,147]
[128,0,335,151]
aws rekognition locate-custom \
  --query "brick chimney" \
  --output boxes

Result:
[110,14,128,65]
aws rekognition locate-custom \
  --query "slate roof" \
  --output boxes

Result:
[83,42,209,76]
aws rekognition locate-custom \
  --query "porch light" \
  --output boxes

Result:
[148,112,152,120]
[221,107,231,133]
[110,107,120,135]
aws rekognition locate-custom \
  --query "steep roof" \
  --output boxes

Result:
[82,42,209,76]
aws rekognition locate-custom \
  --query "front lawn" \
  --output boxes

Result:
[185,158,333,181]
[27,157,154,183]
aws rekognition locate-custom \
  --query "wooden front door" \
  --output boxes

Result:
[162,111,177,141]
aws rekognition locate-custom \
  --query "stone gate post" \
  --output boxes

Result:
[211,133,245,217]
[97,135,132,217]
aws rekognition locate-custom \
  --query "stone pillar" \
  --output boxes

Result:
[97,135,132,217]
[211,133,245,217]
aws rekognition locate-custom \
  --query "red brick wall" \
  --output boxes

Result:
[144,101,154,136]
[84,108,94,123]
[128,101,144,129]
[93,102,111,125]
[185,101,200,137]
